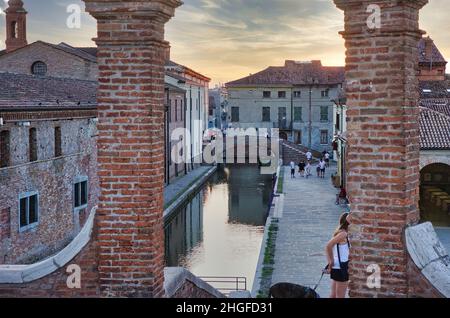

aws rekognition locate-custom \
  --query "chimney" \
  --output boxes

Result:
[5,0,28,53]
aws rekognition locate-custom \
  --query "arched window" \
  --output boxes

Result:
[31,61,47,76]
[11,21,18,39]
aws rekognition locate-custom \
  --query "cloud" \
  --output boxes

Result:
[166,0,345,84]
[0,0,448,86]
[0,0,6,15]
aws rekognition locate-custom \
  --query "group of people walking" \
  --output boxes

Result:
[289,150,331,179]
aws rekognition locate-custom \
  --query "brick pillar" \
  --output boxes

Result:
[83,0,182,298]
[333,0,428,297]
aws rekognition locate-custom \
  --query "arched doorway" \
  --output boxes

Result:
[279,132,288,140]
[420,163,450,227]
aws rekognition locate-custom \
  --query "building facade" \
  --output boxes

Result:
[208,86,229,130]
[0,73,98,264]
[226,60,344,152]
[165,59,211,170]
[165,82,187,184]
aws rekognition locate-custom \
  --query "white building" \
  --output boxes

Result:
[226,60,344,152]
[165,61,210,169]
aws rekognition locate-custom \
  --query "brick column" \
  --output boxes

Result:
[333,0,427,297]
[83,0,182,297]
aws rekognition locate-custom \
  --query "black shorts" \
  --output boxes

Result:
[320,168,325,172]
[299,168,305,172]
[291,169,295,174]
[331,262,349,282]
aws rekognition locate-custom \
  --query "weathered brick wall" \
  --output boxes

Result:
[0,42,98,81]
[418,66,447,82]
[83,0,182,298]
[0,116,98,264]
[170,280,218,298]
[333,0,428,297]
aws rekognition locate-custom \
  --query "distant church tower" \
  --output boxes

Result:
[5,0,28,53]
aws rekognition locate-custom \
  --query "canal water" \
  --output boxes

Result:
[164,164,274,291]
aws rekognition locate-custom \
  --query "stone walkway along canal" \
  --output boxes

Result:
[270,164,348,298]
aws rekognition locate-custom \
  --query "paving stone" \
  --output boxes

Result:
[271,164,348,298]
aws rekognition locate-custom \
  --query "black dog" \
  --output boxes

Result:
[269,282,319,298]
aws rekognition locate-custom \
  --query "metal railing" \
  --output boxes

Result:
[198,276,247,295]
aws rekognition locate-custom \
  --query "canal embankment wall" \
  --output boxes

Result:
[163,165,217,221]
[251,165,283,297]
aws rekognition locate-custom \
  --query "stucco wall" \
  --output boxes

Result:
[227,85,338,152]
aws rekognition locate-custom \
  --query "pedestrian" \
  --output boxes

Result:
[335,187,348,205]
[306,151,312,162]
[325,212,350,298]
[319,159,326,178]
[325,151,330,168]
[290,161,296,178]
[305,161,312,178]
[298,160,306,177]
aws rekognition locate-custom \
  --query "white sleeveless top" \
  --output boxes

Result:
[332,242,350,269]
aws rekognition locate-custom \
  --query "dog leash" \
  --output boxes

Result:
[313,267,328,291]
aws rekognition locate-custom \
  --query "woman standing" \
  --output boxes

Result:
[325,212,350,298]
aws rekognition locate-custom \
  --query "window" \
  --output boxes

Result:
[321,90,329,98]
[74,179,88,209]
[0,130,10,168]
[180,100,184,121]
[31,61,47,77]
[293,91,301,98]
[175,100,179,121]
[278,91,286,99]
[320,106,329,122]
[262,107,271,122]
[55,127,62,157]
[231,107,239,122]
[320,130,329,145]
[19,192,39,231]
[263,91,271,98]
[11,21,17,39]
[29,128,37,162]
[294,107,302,122]
[336,113,341,131]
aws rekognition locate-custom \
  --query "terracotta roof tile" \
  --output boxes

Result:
[0,72,97,110]
[418,37,447,64]
[420,99,450,117]
[420,107,450,150]
[420,80,450,98]
[226,60,345,87]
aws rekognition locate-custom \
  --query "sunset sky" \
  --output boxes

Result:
[1,0,449,86]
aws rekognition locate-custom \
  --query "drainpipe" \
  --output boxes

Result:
[190,87,194,171]
[184,92,188,175]
[165,88,170,185]
[308,85,312,149]
[290,87,293,141]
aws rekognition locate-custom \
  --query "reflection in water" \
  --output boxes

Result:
[164,165,274,289]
